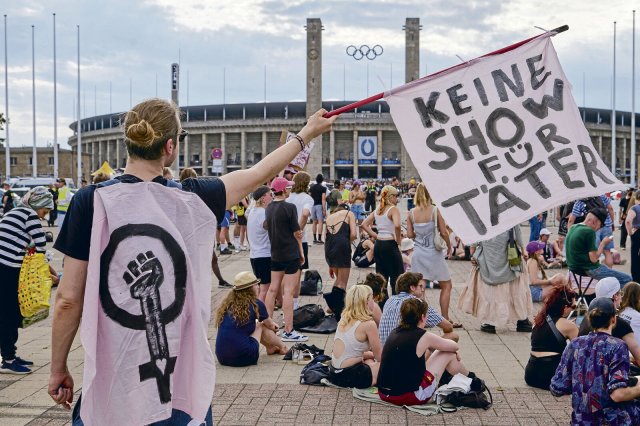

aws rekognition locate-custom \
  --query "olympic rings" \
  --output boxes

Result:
[346,44,384,60]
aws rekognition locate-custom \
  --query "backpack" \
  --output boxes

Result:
[443,377,493,410]
[293,304,325,329]
[300,356,331,385]
[582,196,605,213]
[300,270,323,296]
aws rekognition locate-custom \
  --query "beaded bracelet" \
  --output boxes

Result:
[292,134,305,151]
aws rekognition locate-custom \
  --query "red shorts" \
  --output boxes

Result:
[378,370,436,406]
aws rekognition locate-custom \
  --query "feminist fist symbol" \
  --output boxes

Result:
[123,251,175,404]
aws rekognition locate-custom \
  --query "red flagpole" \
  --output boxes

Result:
[323,25,569,118]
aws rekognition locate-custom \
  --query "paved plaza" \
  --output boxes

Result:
[1,221,633,425]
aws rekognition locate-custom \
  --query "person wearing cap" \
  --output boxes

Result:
[577,277,640,367]
[538,228,562,267]
[0,186,53,374]
[214,272,286,367]
[624,189,640,282]
[565,208,632,288]
[55,178,73,227]
[525,241,566,303]
[567,194,616,268]
[247,186,273,301]
[551,297,640,424]
[264,176,309,343]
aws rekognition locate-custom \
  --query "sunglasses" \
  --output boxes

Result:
[178,129,188,142]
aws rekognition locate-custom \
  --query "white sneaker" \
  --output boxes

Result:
[240,245,248,251]
[281,330,309,342]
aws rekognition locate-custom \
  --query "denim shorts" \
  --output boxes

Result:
[596,225,614,250]
[351,203,365,221]
[311,205,325,221]
[217,211,231,229]
[530,285,543,303]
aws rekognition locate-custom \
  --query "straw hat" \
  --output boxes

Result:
[233,271,261,291]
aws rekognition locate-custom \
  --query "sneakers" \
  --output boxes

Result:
[218,280,233,288]
[516,319,533,332]
[280,330,309,342]
[219,248,232,255]
[13,357,33,366]
[0,361,31,374]
[480,323,496,334]
[240,245,248,251]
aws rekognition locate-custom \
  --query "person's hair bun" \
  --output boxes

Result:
[126,119,158,146]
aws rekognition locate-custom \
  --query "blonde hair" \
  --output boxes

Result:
[179,167,197,181]
[214,287,259,327]
[377,185,399,215]
[339,285,373,327]
[291,171,310,194]
[413,183,432,208]
[124,98,181,160]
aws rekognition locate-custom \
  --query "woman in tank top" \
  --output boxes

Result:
[328,285,382,388]
[361,185,404,296]
[524,286,577,389]
[624,190,640,282]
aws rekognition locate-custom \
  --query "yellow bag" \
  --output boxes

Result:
[18,252,53,327]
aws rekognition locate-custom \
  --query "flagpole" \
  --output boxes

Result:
[53,13,58,180]
[31,25,37,178]
[632,10,637,187]
[324,25,569,118]
[612,21,617,176]
[77,25,82,185]
[3,15,9,181]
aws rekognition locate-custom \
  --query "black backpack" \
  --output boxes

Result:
[300,355,331,385]
[582,196,605,213]
[293,304,325,329]
[443,377,493,410]
[300,270,322,296]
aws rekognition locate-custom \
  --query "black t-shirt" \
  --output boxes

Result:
[578,314,633,340]
[309,183,326,206]
[366,187,377,204]
[620,197,630,214]
[3,189,14,211]
[54,174,226,261]
[377,327,427,396]
[265,200,300,262]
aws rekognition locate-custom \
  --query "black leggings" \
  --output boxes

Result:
[374,239,404,295]
[524,354,561,390]
[0,263,22,360]
[631,231,640,283]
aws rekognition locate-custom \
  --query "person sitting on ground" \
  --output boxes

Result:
[524,286,578,390]
[565,208,632,288]
[619,281,640,347]
[538,228,562,267]
[215,272,287,367]
[362,272,388,311]
[551,297,640,424]
[552,234,566,265]
[379,272,458,346]
[578,277,640,372]
[377,298,472,406]
[328,285,382,389]
[400,237,414,271]
[526,241,567,303]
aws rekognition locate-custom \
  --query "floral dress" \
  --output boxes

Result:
[550,332,640,425]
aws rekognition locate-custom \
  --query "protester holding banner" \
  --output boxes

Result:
[0,186,52,375]
[458,226,533,334]
[361,185,404,295]
[48,98,336,423]
[406,183,459,327]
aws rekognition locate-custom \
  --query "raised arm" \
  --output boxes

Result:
[361,211,377,240]
[220,109,337,209]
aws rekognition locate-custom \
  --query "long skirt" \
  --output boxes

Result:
[457,267,533,326]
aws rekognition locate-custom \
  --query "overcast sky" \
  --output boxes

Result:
[0,0,638,149]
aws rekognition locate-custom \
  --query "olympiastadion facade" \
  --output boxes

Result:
[68,18,640,183]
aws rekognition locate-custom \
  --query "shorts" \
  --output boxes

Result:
[351,203,365,221]
[530,285,543,303]
[271,258,300,275]
[237,215,247,226]
[217,211,231,229]
[378,370,436,406]
[596,225,614,250]
[250,257,272,284]
[300,242,309,270]
[311,205,325,221]
[328,362,372,389]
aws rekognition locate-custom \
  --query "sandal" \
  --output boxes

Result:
[451,322,463,328]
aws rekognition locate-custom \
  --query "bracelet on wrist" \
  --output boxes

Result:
[293,134,305,151]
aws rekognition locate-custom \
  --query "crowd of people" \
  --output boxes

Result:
[1,96,640,423]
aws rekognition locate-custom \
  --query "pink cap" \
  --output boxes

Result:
[271,177,294,193]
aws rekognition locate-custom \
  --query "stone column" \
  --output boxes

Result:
[91,141,95,170]
[221,132,227,174]
[116,139,120,170]
[623,137,627,180]
[598,134,603,157]
[377,130,383,179]
[98,140,103,165]
[353,130,358,179]
[184,135,190,171]
[106,140,111,167]
[201,134,208,176]
[305,18,323,177]
[262,132,267,160]
[330,130,335,179]
[241,131,247,169]
[404,18,421,83]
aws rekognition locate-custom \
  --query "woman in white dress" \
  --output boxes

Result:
[406,183,460,327]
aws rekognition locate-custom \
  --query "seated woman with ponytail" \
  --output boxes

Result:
[551,297,640,424]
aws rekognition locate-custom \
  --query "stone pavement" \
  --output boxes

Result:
[2,222,633,425]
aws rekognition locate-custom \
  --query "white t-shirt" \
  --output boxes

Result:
[619,307,640,346]
[287,192,314,243]
[247,207,271,258]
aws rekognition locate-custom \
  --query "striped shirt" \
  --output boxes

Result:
[0,207,47,268]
